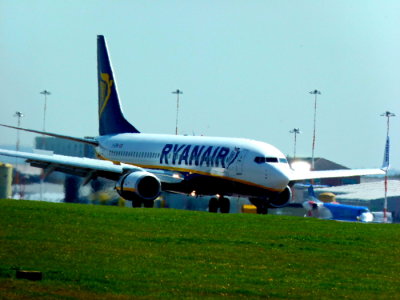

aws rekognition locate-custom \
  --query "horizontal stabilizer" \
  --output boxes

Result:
[0,124,98,146]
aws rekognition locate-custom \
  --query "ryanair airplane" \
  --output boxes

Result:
[0,35,385,214]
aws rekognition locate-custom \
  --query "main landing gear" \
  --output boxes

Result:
[249,198,269,214]
[131,196,155,208]
[208,196,230,213]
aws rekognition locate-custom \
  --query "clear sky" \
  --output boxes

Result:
[1,0,399,169]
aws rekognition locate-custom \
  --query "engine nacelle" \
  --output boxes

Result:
[269,186,292,208]
[116,171,161,201]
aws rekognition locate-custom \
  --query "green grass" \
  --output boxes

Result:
[0,199,399,299]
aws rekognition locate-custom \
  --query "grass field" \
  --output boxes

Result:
[0,199,399,299]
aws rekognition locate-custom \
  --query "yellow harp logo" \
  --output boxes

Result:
[99,73,113,117]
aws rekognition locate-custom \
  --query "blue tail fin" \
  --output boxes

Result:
[97,35,140,135]
[307,185,316,198]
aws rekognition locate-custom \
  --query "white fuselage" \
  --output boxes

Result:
[97,133,291,195]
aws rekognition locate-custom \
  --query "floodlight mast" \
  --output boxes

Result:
[289,128,301,159]
[309,89,321,170]
[380,111,395,222]
[380,111,395,138]
[172,89,183,135]
[40,90,51,132]
[39,90,51,200]
[13,111,24,199]
[14,111,24,152]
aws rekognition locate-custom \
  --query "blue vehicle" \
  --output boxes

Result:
[303,186,374,222]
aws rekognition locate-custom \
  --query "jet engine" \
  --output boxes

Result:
[268,186,292,208]
[116,171,161,200]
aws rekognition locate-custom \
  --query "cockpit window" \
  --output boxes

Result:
[254,157,266,163]
[265,157,279,163]
[255,157,288,164]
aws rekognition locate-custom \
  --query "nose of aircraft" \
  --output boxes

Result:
[268,165,290,191]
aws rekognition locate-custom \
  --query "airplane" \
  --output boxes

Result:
[302,185,374,222]
[0,35,385,214]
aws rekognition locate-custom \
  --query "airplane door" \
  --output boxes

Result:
[235,150,248,176]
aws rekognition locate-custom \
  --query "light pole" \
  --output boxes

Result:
[380,111,395,222]
[14,111,24,199]
[172,89,183,135]
[40,90,51,132]
[381,111,395,140]
[289,128,301,159]
[14,111,24,152]
[39,90,51,200]
[309,89,321,170]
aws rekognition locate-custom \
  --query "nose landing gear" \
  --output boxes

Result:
[249,198,269,214]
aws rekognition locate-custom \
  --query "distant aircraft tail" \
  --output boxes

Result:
[381,136,390,170]
[307,185,316,198]
[97,35,140,135]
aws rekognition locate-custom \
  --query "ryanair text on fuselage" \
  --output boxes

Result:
[160,144,240,168]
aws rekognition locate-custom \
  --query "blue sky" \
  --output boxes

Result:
[1,0,399,169]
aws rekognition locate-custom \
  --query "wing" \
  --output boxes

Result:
[0,149,183,184]
[288,168,385,182]
[0,149,131,181]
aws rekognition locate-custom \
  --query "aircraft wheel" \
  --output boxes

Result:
[256,204,268,215]
[132,197,143,208]
[249,198,269,214]
[220,197,230,213]
[144,199,154,208]
[209,197,219,213]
